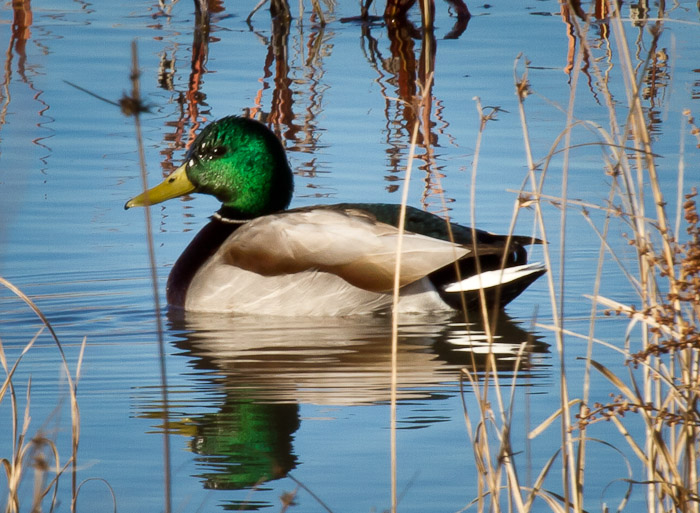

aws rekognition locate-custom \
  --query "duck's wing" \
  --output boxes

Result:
[327,203,546,310]
[217,207,470,293]
[332,203,542,247]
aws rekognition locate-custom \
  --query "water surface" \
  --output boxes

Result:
[1,1,699,511]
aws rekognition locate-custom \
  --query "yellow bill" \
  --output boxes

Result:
[125,163,196,209]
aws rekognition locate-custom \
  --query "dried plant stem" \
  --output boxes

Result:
[557,9,592,510]
[514,60,572,512]
[389,72,434,513]
[389,105,420,513]
[0,276,86,513]
[513,3,699,513]
[126,40,172,513]
[469,97,522,513]
[469,98,494,341]
[390,115,420,513]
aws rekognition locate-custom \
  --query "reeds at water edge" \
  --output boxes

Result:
[446,2,700,512]
[0,277,97,513]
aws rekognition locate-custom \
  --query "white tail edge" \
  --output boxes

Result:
[443,262,546,293]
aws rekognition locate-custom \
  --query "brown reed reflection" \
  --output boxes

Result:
[1,0,33,126]
[8,0,32,70]
[245,0,469,202]
[365,0,470,37]
[248,11,295,140]
[559,0,602,84]
[354,7,457,215]
[558,0,618,108]
[154,1,216,181]
[1,0,51,166]
[559,0,669,136]
[246,10,331,182]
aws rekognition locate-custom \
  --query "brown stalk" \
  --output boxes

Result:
[389,93,422,513]
[123,40,172,513]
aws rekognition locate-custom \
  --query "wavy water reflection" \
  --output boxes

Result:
[169,312,549,405]
[134,312,549,492]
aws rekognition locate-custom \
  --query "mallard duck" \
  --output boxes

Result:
[126,116,545,316]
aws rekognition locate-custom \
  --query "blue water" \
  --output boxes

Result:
[1,1,698,511]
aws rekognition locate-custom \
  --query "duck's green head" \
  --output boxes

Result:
[125,116,294,218]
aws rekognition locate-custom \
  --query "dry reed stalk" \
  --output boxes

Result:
[459,95,537,513]
[124,40,173,513]
[0,277,86,513]
[389,72,433,513]
[75,477,117,512]
[505,1,700,512]
[56,39,173,513]
[286,474,334,512]
[452,0,700,511]
[511,59,576,513]
[580,4,698,512]
[407,85,536,513]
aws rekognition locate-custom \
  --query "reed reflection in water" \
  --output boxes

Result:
[154,0,472,215]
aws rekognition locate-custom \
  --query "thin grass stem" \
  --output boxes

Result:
[126,40,172,513]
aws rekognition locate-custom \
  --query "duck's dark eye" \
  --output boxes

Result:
[210,146,227,157]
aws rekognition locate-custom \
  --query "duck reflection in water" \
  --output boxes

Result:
[145,312,548,497]
[177,394,300,491]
